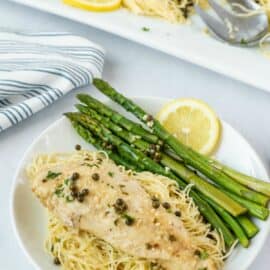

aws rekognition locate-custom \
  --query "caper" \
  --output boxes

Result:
[106,144,113,150]
[75,144,81,151]
[152,200,160,209]
[149,144,156,150]
[70,190,78,198]
[70,184,78,192]
[125,217,134,226]
[71,172,80,181]
[53,257,61,265]
[162,202,171,209]
[168,234,177,241]
[92,173,100,181]
[77,195,84,203]
[116,198,124,206]
[113,199,128,214]
[80,188,89,196]
[146,114,154,121]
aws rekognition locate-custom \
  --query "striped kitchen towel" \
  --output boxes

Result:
[0,31,105,133]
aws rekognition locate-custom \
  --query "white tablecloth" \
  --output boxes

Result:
[0,0,269,269]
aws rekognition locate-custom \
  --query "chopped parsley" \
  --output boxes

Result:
[199,250,209,260]
[240,38,248,45]
[46,171,62,180]
[65,195,75,202]
[142,27,150,32]
[122,214,135,226]
[82,163,99,168]
[108,171,114,177]
[195,250,209,260]
[64,178,71,186]
[54,184,64,197]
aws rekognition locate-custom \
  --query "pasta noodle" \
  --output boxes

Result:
[122,0,200,23]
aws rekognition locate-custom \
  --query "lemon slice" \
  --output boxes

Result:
[63,0,122,12]
[157,98,221,155]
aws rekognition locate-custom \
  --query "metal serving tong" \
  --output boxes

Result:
[195,0,269,46]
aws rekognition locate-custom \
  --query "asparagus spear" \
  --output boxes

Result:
[160,154,269,220]
[159,154,247,216]
[70,120,138,171]
[77,94,183,162]
[66,113,236,246]
[236,216,259,238]
[211,161,270,197]
[224,191,269,220]
[204,198,249,247]
[76,104,246,217]
[92,78,269,206]
[66,112,175,178]
[77,93,160,144]
[76,104,150,149]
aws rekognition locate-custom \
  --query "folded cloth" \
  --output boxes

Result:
[0,31,105,132]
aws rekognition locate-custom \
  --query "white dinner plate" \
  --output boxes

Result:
[8,0,270,94]
[11,97,270,270]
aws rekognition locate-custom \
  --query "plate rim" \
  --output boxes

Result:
[10,96,270,270]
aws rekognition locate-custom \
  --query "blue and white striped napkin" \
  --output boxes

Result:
[0,31,105,133]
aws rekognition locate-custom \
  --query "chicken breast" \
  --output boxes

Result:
[30,155,217,270]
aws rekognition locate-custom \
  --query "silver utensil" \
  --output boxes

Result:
[195,0,269,46]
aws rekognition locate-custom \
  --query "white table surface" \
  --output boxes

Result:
[0,0,270,269]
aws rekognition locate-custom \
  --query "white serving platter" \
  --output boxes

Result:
[9,0,270,94]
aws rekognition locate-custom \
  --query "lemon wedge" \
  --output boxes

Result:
[63,0,122,12]
[157,98,221,155]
